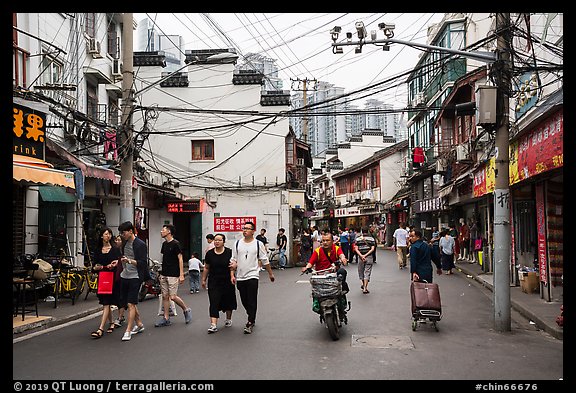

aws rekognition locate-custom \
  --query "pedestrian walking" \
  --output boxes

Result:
[300,228,313,267]
[112,233,126,328]
[155,224,192,327]
[255,229,269,271]
[348,228,358,263]
[230,221,275,334]
[457,218,470,261]
[118,221,147,341]
[188,252,204,293]
[90,227,122,339]
[393,222,410,269]
[353,229,376,294]
[338,227,350,263]
[201,233,237,333]
[369,224,379,263]
[409,229,442,283]
[439,229,456,274]
[311,226,321,251]
[276,228,288,269]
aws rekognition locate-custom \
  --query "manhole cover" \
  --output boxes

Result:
[351,335,414,349]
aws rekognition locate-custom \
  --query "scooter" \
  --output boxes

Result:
[303,267,351,341]
[138,259,161,301]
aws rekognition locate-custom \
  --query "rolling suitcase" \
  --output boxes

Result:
[410,280,442,331]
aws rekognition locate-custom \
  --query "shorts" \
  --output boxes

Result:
[159,275,180,297]
[121,278,141,305]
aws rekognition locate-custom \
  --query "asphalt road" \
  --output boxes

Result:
[13,248,563,383]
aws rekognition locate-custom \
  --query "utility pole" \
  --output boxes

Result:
[492,12,512,332]
[291,78,317,143]
[119,13,134,224]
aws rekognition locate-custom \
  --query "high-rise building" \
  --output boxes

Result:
[136,17,184,72]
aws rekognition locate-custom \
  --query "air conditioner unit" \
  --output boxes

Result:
[415,92,426,106]
[112,59,122,77]
[87,37,102,58]
[455,143,468,161]
[435,159,447,173]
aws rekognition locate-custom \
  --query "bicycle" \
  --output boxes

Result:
[51,261,83,306]
[267,247,280,269]
[77,265,99,300]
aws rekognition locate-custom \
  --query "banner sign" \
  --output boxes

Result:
[535,183,547,284]
[510,109,563,185]
[214,216,257,232]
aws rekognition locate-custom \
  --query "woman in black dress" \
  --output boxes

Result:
[90,227,122,338]
[201,233,237,333]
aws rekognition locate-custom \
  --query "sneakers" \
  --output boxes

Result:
[224,319,232,328]
[113,317,125,328]
[184,308,192,324]
[154,317,172,327]
[207,324,218,334]
[243,322,254,334]
[121,331,132,341]
[131,324,145,334]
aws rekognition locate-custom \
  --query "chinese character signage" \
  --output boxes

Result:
[167,201,200,213]
[510,109,563,185]
[473,157,495,198]
[535,183,547,284]
[13,103,46,160]
[214,216,257,232]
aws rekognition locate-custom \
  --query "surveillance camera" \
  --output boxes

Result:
[378,22,395,30]
[371,30,377,41]
[330,26,342,34]
[346,32,353,40]
[355,21,367,40]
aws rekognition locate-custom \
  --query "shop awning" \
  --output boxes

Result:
[38,185,76,203]
[45,138,119,184]
[13,162,76,189]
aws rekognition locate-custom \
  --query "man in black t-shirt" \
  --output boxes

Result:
[256,229,269,271]
[155,224,192,327]
[276,228,288,270]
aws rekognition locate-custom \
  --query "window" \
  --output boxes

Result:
[40,55,63,86]
[86,83,98,121]
[108,97,119,126]
[107,22,118,58]
[85,13,96,37]
[191,140,214,160]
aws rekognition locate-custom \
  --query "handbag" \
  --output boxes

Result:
[474,238,483,251]
[97,270,115,294]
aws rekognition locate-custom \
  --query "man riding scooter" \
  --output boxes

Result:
[301,230,349,292]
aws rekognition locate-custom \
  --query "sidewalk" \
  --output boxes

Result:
[452,258,563,340]
[13,255,563,340]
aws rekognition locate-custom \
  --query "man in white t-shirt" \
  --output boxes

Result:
[230,221,275,334]
[393,222,410,269]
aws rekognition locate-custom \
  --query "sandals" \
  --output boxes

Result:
[106,323,115,334]
[363,289,370,294]
[91,328,104,339]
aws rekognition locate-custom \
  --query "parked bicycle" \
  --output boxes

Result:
[267,247,280,269]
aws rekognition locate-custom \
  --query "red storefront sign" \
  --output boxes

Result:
[514,110,563,183]
[214,216,257,232]
[473,167,487,198]
[535,183,547,284]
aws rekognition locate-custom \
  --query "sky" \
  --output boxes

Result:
[133,13,445,108]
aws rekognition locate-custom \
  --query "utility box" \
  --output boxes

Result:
[475,85,497,125]
[519,271,540,294]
